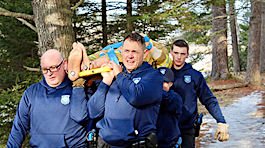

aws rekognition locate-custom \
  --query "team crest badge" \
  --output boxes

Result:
[61,95,70,105]
[133,77,141,84]
[159,69,166,75]
[184,75,191,83]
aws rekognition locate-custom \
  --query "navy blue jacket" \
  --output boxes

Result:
[157,90,183,148]
[171,63,226,130]
[88,62,163,147]
[70,81,99,132]
[7,77,87,148]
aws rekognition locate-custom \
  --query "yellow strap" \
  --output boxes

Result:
[79,67,111,77]
[157,54,172,68]
[88,55,98,60]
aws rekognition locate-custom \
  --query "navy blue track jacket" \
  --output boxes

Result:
[157,90,183,148]
[171,63,226,130]
[88,62,163,147]
[7,77,88,148]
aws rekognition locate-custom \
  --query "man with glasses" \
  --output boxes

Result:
[7,49,89,147]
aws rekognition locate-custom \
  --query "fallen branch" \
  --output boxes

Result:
[209,83,248,91]
[23,66,40,72]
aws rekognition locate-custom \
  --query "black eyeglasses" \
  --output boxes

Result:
[41,60,64,74]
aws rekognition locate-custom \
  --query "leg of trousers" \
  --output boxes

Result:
[97,136,112,148]
[180,128,195,148]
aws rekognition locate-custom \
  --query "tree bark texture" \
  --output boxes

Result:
[32,0,75,58]
[126,0,133,34]
[260,1,265,73]
[102,0,107,47]
[245,0,261,85]
[228,0,240,72]
[211,0,229,80]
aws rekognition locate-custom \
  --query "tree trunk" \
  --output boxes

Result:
[228,0,240,72]
[102,0,107,47]
[245,0,262,85]
[211,0,229,80]
[32,0,75,58]
[126,0,133,34]
[260,1,265,73]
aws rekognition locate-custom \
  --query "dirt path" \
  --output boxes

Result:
[196,91,265,148]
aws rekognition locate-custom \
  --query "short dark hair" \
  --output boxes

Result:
[123,32,145,49]
[172,39,189,52]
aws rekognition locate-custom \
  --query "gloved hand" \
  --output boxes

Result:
[214,123,229,141]
[72,78,86,88]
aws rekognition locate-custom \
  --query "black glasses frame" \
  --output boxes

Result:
[41,60,64,74]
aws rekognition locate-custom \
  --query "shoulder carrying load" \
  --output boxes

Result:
[88,35,172,69]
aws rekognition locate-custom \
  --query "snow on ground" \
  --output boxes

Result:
[198,91,265,148]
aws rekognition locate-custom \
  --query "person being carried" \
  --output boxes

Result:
[156,67,183,148]
[7,49,89,148]
[67,33,172,81]
[170,39,229,148]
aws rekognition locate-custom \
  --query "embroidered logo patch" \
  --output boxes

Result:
[133,77,141,84]
[184,75,191,83]
[159,69,166,75]
[61,95,70,105]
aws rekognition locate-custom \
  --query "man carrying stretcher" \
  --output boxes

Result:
[67,33,172,81]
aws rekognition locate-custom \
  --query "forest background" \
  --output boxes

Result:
[0,0,264,146]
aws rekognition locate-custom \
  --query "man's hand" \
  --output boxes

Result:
[214,123,229,142]
[101,63,114,86]
[72,78,86,88]
[109,61,122,77]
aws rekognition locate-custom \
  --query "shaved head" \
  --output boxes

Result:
[41,49,63,67]
[41,49,67,87]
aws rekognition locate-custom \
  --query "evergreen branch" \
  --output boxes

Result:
[0,7,37,32]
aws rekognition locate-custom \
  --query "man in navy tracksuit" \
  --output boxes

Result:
[156,67,183,148]
[170,39,230,148]
[87,32,163,148]
[7,49,89,148]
